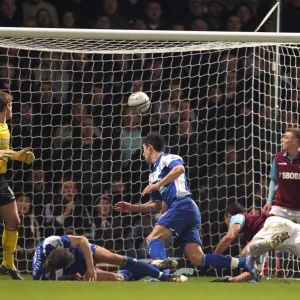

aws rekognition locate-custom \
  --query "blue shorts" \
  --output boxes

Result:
[63,244,98,276]
[156,197,202,247]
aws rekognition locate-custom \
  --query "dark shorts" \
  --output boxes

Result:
[156,197,202,248]
[63,244,98,276]
[0,175,15,207]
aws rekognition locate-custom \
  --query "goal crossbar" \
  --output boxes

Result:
[0,27,300,43]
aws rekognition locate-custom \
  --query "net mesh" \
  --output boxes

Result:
[0,36,299,277]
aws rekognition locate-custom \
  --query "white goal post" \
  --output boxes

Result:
[0,27,299,278]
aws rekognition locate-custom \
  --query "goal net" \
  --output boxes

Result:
[0,28,299,277]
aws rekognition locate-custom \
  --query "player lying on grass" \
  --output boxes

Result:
[115,133,257,279]
[212,203,293,282]
[32,235,184,282]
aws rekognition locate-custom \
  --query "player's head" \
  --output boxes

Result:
[0,90,12,120]
[281,128,300,151]
[47,248,75,270]
[224,203,246,227]
[142,133,166,164]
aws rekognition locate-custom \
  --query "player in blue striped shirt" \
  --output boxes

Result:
[32,235,180,282]
[115,133,258,279]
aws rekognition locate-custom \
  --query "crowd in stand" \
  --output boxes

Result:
[0,0,300,272]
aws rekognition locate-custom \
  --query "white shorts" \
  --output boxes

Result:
[253,216,300,257]
[270,206,300,223]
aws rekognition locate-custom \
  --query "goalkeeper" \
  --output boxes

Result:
[0,91,35,280]
[32,235,184,282]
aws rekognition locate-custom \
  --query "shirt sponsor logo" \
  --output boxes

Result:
[278,162,287,165]
[279,172,300,179]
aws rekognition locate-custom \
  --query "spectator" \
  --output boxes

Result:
[133,19,147,30]
[102,0,131,29]
[205,0,226,30]
[60,10,77,28]
[0,0,22,27]
[92,195,122,252]
[32,51,71,102]
[191,17,209,31]
[119,0,145,22]
[57,115,104,194]
[187,0,205,22]
[0,58,15,91]
[233,2,254,31]
[15,194,39,254]
[225,15,241,31]
[15,194,39,272]
[144,0,166,30]
[42,176,92,238]
[36,8,53,27]
[119,106,142,164]
[171,23,185,30]
[282,0,300,33]
[22,0,59,27]
[94,16,111,29]
[23,16,37,27]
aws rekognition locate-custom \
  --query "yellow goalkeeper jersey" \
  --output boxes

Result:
[0,121,10,174]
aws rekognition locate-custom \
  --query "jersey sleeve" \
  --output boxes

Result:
[229,214,245,229]
[269,159,277,184]
[163,154,185,169]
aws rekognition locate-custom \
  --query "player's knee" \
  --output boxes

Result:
[5,215,20,231]
[188,255,203,267]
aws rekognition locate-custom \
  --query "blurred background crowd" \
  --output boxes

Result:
[0,0,299,273]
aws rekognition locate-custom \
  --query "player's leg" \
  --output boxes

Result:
[0,198,22,280]
[92,245,177,281]
[145,224,173,261]
[182,228,254,274]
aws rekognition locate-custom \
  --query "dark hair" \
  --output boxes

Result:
[286,128,300,141]
[224,203,246,216]
[47,248,74,269]
[142,133,166,152]
[0,90,12,113]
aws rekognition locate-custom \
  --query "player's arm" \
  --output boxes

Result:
[11,147,35,164]
[142,158,185,196]
[114,200,161,213]
[214,215,245,254]
[67,235,96,281]
[263,159,278,212]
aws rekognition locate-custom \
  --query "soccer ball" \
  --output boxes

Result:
[128,91,150,114]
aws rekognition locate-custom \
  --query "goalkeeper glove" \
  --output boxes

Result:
[12,148,35,164]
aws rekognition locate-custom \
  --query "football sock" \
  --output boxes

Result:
[202,254,246,269]
[148,239,169,276]
[121,256,169,281]
[1,228,18,269]
[148,239,166,260]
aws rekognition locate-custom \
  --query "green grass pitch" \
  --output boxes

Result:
[1,275,300,300]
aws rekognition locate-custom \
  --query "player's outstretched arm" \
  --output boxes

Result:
[263,179,277,213]
[214,223,242,254]
[68,235,96,281]
[11,148,35,164]
[114,201,161,213]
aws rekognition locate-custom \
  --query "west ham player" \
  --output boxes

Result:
[115,133,257,277]
[263,128,300,223]
[32,235,183,282]
[212,204,300,283]
[0,91,35,280]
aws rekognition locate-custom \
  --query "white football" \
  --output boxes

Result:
[128,91,150,113]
